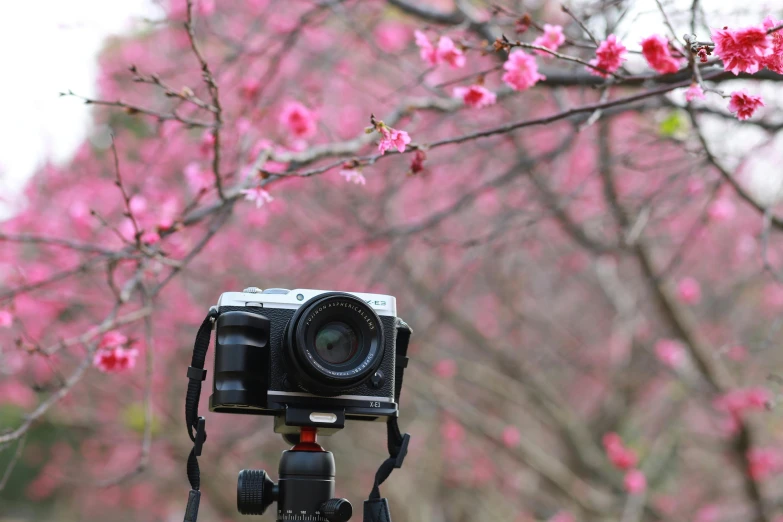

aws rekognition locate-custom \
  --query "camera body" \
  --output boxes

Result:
[209,288,405,425]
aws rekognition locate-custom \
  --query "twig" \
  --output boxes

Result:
[185,0,225,200]
[110,134,141,247]
[654,0,681,45]
[561,5,599,45]
[0,433,27,491]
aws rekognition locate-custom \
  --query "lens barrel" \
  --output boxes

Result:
[284,293,384,394]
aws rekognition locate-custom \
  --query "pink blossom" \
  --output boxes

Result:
[727,344,748,361]
[241,186,274,208]
[532,24,565,55]
[377,127,411,155]
[502,50,545,91]
[588,34,627,77]
[654,338,686,368]
[93,346,139,373]
[437,36,466,68]
[677,277,701,304]
[414,30,439,66]
[184,162,213,192]
[0,381,36,408]
[453,85,497,108]
[748,447,783,481]
[762,16,783,73]
[141,230,161,245]
[712,25,771,75]
[694,505,720,522]
[641,34,683,73]
[728,90,764,120]
[199,130,215,157]
[687,177,705,196]
[410,149,427,175]
[0,310,12,328]
[714,387,771,417]
[441,418,465,441]
[279,101,317,139]
[707,198,736,222]
[502,425,521,448]
[433,358,458,378]
[375,22,409,53]
[240,78,261,100]
[548,512,575,522]
[602,432,638,470]
[624,469,647,494]
[99,330,128,350]
[685,83,706,101]
[338,169,366,185]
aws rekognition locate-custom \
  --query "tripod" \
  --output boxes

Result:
[237,426,353,522]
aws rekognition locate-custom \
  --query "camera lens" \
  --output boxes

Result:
[314,322,359,364]
[284,293,385,394]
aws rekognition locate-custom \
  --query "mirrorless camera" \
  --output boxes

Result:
[209,287,408,430]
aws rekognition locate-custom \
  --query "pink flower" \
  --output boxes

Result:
[641,34,683,73]
[602,432,638,470]
[437,36,466,68]
[375,22,409,53]
[94,346,139,373]
[410,149,427,175]
[549,512,576,522]
[338,169,366,185]
[453,85,497,108]
[279,101,317,139]
[728,90,764,120]
[712,25,771,75]
[677,277,701,304]
[762,16,783,73]
[727,344,748,361]
[685,83,706,101]
[588,34,627,77]
[414,30,439,66]
[0,310,12,328]
[707,198,736,222]
[714,387,772,417]
[502,426,521,448]
[184,162,213,192]
[748,448,783,481]
[377,127,411,155]
[502,50,545,91]
[441,418,465,441]
[624,469,647,494]
[199,130,215,157]
[240,78,261,100]
[241,186,274,208]
[141,230,161,245]
[433,358,457,378]
[532,24,565,55]
[654,339,686,368]
[99,330,128,350]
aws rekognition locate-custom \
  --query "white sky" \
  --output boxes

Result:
[0,0,778,218]
[0,0,159,216]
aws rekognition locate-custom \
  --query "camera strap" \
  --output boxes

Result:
[364,319,412,522]
[182,308,218,522]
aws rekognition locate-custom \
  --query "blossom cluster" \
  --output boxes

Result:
[603,433,646,494]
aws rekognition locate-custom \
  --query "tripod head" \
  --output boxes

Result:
[237,413,353,522]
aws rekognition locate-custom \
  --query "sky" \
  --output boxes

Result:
[0,0,779,217]
[0,0,159,216]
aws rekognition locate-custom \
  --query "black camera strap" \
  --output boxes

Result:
[364,319,412,522]
[183,308,218,522]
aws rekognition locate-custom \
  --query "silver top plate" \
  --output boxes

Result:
[217,288,397,317]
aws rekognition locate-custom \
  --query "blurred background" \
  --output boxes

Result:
[2,1,783,521]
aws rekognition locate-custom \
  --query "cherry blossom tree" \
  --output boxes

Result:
[2,1,783,521]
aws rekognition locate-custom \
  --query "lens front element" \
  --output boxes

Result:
[314,322,359,364]
[284,292,385,394]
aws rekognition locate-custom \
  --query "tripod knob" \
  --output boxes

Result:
[237,469,278,515]
[321,498,352,522]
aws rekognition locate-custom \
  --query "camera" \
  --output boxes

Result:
[209,287,407,429]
